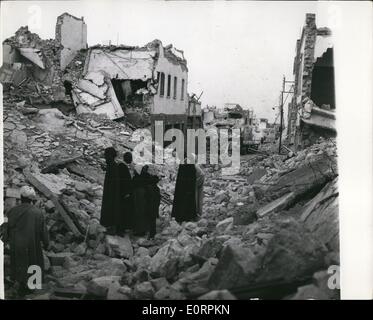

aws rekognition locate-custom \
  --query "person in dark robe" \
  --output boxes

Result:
[4,186,49,297]
[171,159,197,223]
[131,164,149,236]
[142,165,161,239]
[100,147,121,235]
[191,154,205,217]
[117,152,134,234]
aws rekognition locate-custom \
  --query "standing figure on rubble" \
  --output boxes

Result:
[171,155,198,223]
[117,152,134,234]
[131,164,149,236]
[193,154,205,217]
[143,165,161,239]
[2,186,49,297]
[100,147,121,235]
[132,164,161,238]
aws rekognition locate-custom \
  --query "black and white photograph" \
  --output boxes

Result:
[0,0,372,303]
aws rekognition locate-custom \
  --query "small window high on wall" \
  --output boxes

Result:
[181,79,185,100]
[173,76,177,99]
[167,74,171,98]
[160,72,165,96]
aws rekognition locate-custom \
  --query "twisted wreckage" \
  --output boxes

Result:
[1,12,196,132]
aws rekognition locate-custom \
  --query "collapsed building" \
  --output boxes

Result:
[67,40,190,131]
[287,13,336,149]
[1,12,194,134]
[1,13,87,104]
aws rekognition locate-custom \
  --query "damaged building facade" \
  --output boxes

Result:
[69,40,189,132]
[1,13,191,135]
[287,13,336,149]
[0,12,87,105]
[55,13,87,70]
[1,26,64,102]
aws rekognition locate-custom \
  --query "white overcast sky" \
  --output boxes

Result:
[0,1,354,122]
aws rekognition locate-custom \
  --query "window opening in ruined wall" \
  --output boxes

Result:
[111,79,147,108]
[167,74,171,98]
[160,72,165,96]
[173,76,177,99]
[181,79,185,100]
[310,48,335,110]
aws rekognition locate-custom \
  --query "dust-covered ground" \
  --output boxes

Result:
[3,95,339,300]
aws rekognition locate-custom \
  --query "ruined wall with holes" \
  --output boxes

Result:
[287,13,335,149]
[153,45,188,116]
[56,13,87,70]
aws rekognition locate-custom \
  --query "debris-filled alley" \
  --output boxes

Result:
[1,11,340,300]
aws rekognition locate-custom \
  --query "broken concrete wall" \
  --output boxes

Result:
[56,13,87,70]
[74,45,159,121]
[287,14,335,150]
[1,26,66,102]
[153,44,188,115]
[310,48,335,110]
[2,44,21,64]
[314,29,333,61]
[85,47,157,80]
[71,40,189,126]
[298,120,336,149]
[72,71,124,120]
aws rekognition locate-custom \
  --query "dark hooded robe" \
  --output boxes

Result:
[100,160,122,229]
[118,162,134,231]
[195,164,205,216]
[132,166,161,236]
[143,171,161,238]
[6,203,49,284]
[132,169,148,235]
[171,164,197,223]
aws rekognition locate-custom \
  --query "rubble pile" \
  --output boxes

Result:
[2,26,66,104]
[3,95,339,300]
[2,25,339,298]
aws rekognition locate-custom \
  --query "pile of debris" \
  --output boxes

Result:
[3,92,339,300]
[1,26,66,104]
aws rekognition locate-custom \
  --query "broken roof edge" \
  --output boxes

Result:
[86,39,188,71]
[56,12,86,23]
[3,26,59,48]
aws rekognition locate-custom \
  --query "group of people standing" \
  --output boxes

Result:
[100,147,205,238]
[0,147,205,297]
[100,147,161,238]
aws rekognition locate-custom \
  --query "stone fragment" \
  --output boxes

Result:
[208,244,259,290]
[134,281,155,299]
[198,289,237,300]
[105,235,133,258]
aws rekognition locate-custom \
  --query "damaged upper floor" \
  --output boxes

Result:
[287,13,336,149]
[1,12,192,124]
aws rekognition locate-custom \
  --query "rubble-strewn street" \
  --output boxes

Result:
[2,10,341,301]
[3,92,339,299]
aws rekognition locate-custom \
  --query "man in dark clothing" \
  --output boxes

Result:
[100,147,122,235]
[143,165,161,239]
[3,186,49,297]
[171,160,197,223]
[117,152,134,234]
[132,165,149,236]
[132,164,161,238]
